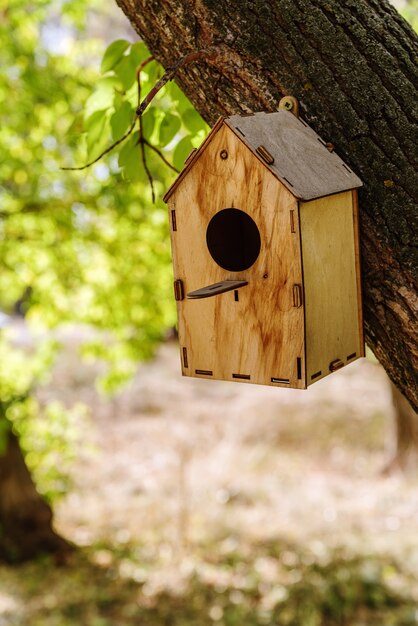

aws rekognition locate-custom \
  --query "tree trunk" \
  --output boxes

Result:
[115,0,418,411]
[0,431,73,563]
[382,380,418,474]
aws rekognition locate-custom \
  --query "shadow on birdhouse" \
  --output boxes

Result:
[164,107,364,389]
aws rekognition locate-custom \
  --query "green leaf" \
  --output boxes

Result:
[118,132,138,168]
[101,39,130,73]
[86,111,111,161]
[118,132,145,181]
[191,129,208,148]
[110,101,134,140]
[85,109,108,131]
[166,82,193,114]
[182,108,207,134]
[84,78,119,120]
[141,108,156,141]
[114,55,137,91]
[130,41,150,66]
[140,61,161,93]
[173,135,194,170]
[159,113,181,147]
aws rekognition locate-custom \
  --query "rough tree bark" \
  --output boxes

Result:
[115,0,418,411]
[0,431,73,563]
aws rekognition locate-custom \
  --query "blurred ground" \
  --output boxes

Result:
[1,329,418,625]
[50,332,418,556]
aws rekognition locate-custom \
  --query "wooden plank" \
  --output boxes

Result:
[168,124,306,389]
[352,189,365,356]
[299,191,362,384]
[225,111,362,201]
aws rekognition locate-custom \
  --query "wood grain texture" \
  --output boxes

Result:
[225,112,362,201]
[352,189,365,357]
[164,116,224,202]
[168,124,306,388]
[299,191,362,384]
[187,279,248,299]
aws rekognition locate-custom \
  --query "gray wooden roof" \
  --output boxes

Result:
[164,111,362,202]
[225,111,362,200]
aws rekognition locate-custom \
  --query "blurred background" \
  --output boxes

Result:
[0,0,417,624]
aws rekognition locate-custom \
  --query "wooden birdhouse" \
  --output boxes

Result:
[164,108,364,389]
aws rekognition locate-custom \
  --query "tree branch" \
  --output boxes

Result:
[135,50,209,117]
[143,139,179,173]
[137,56,156,202]
[61,48,211,173]
[61,119,137,171]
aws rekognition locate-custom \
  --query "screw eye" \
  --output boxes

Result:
[220,149,228,160]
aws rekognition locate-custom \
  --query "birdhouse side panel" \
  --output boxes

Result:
[168,124,306,388]
[299,190,364,384]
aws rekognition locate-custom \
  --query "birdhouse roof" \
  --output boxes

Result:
[164,111,362,202]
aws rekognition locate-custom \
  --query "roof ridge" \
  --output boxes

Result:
[164,111,362,203]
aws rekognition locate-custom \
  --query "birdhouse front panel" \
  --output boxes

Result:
[168,123,306,388]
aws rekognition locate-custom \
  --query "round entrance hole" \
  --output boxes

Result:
[206,208,261,272]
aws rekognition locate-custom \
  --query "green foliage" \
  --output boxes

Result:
[101,40,130,73]
[399,0,418,31]
[0,0,207,499]
[0,0,211,501]
[0,335,55,457]
[159,112,182,147]
[82,37,209,183]
[0,334,88,501]
[0,8,172,363]
[23,399,91,502]
[0,337,52,408]
[173,135,195,171]
[111,101,134,139]
[0,0,208,362]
